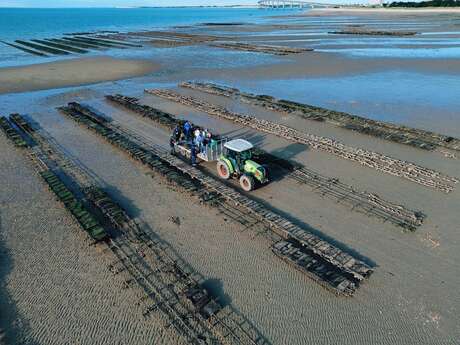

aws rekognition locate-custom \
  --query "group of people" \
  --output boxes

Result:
[170,120,213,166]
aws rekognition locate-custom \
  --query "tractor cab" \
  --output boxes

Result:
[217,139,268,191]
[223,139,254,173]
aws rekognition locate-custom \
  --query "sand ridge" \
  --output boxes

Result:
[0,56,159,94]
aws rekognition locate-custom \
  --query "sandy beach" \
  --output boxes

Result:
[0,56,159,94]
[1,7,459,345]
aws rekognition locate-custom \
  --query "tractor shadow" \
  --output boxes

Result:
[262,143,308,183]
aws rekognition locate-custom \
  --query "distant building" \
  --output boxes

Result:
[369,0,384,6]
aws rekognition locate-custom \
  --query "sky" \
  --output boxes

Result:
[0,0,262,7]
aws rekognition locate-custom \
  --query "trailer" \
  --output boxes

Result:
[172,137,228,162]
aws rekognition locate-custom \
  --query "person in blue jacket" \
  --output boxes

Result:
[183,120,192,142]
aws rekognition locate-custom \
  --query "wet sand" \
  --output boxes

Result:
[0,133,185,345]
[1,79,458,344]
[0,56,159,94]
[1,8,460,345]
[230,51,460,78]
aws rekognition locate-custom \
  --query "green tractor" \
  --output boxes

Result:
[216,139,268,191]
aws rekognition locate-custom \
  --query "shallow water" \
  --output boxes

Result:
[319,46,460,58]
[0,7,287,66]
[225,71,460,137]
[0,7,269,40]
[1,8,459,136]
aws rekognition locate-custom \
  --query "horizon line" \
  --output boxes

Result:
[0,5,263,9]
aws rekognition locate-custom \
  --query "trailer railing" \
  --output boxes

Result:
[175,137,228,162]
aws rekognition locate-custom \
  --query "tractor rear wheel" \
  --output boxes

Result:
[217,160,230,180]
[239,174,254,192]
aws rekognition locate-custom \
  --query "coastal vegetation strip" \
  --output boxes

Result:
[385,0,460,7]
[107,94,425,231]
[58,101,372,295]
[181,82,460,152]
[148,88,457,193]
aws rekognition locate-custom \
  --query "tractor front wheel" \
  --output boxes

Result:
[217,160,230,180]
[239,174,254,192]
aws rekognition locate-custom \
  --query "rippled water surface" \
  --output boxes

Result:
[1,8,459,134]
[0,7,279,66]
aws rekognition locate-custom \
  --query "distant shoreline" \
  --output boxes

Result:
[137,5,259,9]
[0,5,260,9]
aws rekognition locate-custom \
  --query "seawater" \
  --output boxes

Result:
[235,72,460,137]
[0,7,459,135]
[0,7,279,65]
[0,7,268,39]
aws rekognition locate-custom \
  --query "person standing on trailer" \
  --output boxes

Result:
[191,142,197,167]
[183,120,192,142]
[170,124,181,154]
[202,129,212,154]
[173,124,181,140]
[195,130,204,153]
